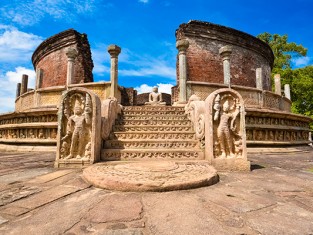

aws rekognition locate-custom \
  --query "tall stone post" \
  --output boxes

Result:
[21,74,28,95]
[108,45,121,99]
[16,83,21,98]
[176,39,189,103]
[256,68,263,90]
[284,84,291,100]
[35,68,43,89]
[219,46,232,87]
[274,74,281,95]
[66,48,78,87]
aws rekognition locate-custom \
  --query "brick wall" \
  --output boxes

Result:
[32,29,93,89]
[176,21,274,91]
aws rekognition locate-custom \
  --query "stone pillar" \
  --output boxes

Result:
[256,68,263,90]
[176,39,189,103]
[219,46,232,87]
[274,74,281,95]
[16,83,21,98]
[21,74,28,95]
[108,45,121,99]
[35,68,43,89]
[284,84,291,100]
[66,48,78,87]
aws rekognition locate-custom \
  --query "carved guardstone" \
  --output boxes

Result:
[204,88,250,171]
[55,87,101,168]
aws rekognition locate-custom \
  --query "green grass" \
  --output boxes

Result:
[307,168,313,173]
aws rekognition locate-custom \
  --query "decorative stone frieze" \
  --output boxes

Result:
[205,88,250,171]
[55,87,101,168]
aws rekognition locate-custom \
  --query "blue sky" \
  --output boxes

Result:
[0,0,312,113]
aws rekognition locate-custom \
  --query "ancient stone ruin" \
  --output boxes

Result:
[0,20,311,191]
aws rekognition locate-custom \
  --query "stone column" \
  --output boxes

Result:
[66,48,78,87]
[284,84,291,100]
[256,68,263,90]
[16,83,21,98]
[35,68,43,89]
[21,74,28,95]
[176,39,189,103]
[219,46,232,87]
[108,45,121,98]
[274,74,281,95]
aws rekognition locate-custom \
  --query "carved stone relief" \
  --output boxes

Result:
[205,88,250,171]
[55,88,101,168]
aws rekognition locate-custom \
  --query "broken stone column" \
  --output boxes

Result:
[16,83,21,98]
[66,48,78,87]
[176,39,189,103]
[21,74,28,95]
[256,68,263,90]
[108,45,121,99]
[274,74,282,95]
[284,84,291,100]
[219,46,232,87]
[35,68,43,89]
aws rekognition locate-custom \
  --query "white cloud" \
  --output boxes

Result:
[293,56,311,67]
[134,83,173,94]
[139,0,149,3]
[91,44,176,80]
[0,67,36,113]
[0,25,43,62]
[1,0,96,26]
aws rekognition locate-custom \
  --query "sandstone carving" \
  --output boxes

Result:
[145,86,166,106]
[55,87,101,168]
[205,88,250,171]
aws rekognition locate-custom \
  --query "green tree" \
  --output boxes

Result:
[257,33,312,129]
[257,33,307,74]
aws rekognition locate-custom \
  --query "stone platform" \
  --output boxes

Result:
[83,161,218,191]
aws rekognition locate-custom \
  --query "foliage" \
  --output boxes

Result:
[257,33,307,74]
[257,33,312,129]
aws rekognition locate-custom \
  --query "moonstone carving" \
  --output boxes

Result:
[55,87,101,168]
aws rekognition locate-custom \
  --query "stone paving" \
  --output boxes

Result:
[0,148,313,235]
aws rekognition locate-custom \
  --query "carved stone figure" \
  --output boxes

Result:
[205,88,249,171]
[62,94,92,160]
[145,86,166,106]
[55,88,101,168]
[213,94,241,158]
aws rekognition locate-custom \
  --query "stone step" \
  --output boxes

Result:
[101,149,204,161]
[115,119,192,126]
[122,110,186,116]
[104,139,199,149]
[122,106,185,111]
[112,125,193,132]
[118,114,189,121]
[109,131,196,140]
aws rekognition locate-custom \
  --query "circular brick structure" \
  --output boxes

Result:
[83,161,219,191]
[176,20,274,91]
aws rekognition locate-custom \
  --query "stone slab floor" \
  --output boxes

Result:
[0,149,313,235]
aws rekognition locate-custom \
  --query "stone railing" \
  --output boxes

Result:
[185,81,292,112]
[15,82,118,112]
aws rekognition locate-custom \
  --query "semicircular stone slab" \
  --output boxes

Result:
[83,161,219,192]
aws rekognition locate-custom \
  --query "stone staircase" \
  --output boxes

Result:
[101,106,204,161]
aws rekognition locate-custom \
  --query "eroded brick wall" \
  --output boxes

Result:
[32,29,93,89]
[176,21,274,91]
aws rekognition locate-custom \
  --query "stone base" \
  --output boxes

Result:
[83,160,219,191]
[144,103,166,106]
[54,159,91,168]
[172,101,187,106]
[212,158,250,171]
